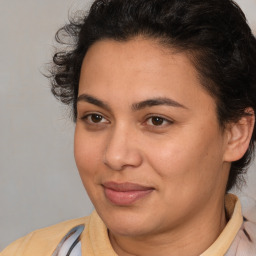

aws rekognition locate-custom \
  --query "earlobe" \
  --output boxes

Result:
[223,108,255,162]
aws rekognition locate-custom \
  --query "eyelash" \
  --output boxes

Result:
[80,113,173,128]
[144,115,173,127]
[80,113,109,125]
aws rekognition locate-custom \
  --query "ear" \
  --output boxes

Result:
[223,108,255,162]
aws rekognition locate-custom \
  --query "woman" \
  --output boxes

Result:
[1,0,256,255]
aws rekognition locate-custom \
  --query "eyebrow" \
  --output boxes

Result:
[131,97,187,111]
[77,94,187,111]
[77,94,111,112]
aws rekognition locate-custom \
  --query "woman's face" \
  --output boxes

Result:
[74,38,230,237]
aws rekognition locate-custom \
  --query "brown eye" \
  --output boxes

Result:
[145,116,173,127]
[151,117,164,126]
[81,113,109,125]
[90,114,103,123]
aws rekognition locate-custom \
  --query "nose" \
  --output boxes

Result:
[103,126,143,171]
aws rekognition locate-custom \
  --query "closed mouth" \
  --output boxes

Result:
[102,181,155,205]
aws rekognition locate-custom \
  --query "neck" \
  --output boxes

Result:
[109,197,227,256]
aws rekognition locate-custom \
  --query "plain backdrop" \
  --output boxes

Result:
[0,0,256,251]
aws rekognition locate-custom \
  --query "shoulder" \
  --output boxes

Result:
[0,216,89,256]
[237,196,256,253]
[226,196,256,255]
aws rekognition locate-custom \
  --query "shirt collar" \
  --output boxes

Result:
[200,193,243,256]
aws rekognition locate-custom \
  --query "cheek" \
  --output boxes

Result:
[145,126,225,192]
[74,127,103,179]
[143,135,225,219]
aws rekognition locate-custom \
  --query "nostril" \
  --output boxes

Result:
[103,144,143,171]
[103,149,127,171]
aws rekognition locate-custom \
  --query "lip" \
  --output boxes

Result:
[102,182,154,206]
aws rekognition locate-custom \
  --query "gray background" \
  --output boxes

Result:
[0,0,256,251]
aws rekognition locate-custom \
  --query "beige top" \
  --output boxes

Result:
[1,194,255,256]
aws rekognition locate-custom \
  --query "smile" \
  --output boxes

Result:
[102,182,154,206]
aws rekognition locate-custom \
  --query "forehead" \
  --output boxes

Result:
[79,37,216,112]
[82,37,191,78]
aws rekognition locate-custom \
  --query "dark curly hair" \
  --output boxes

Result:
[48,0,256,191]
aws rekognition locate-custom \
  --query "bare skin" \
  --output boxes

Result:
[74,37,254,255]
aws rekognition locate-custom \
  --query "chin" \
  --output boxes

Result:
[96,205,157,237]
[108,221,154,237]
